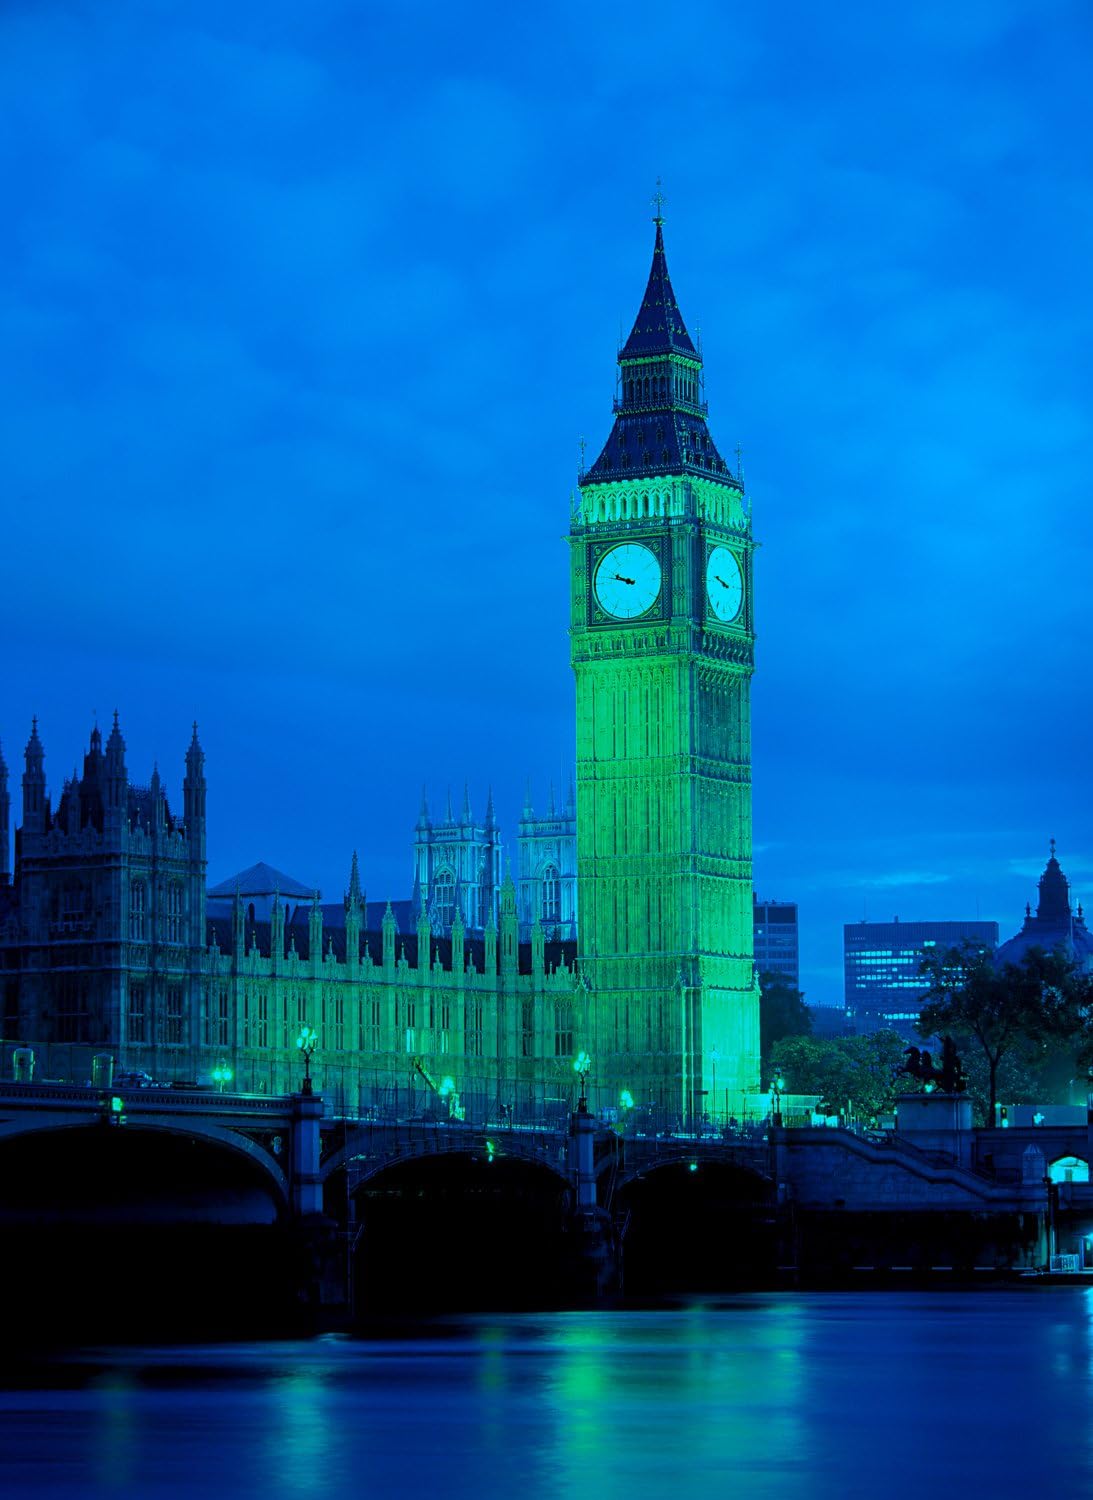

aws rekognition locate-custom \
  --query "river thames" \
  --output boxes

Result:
[4,1291,1092,1499]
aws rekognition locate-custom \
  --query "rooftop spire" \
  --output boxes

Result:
[25,717,44,769]
[583,208,735,487]
[416,784,431,832]
[346,849,363,906]
[105,710,126,765]
[1037,840,1071,925]
[619,211,697,360]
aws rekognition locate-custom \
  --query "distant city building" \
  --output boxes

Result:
[996,840,1093,971]
[844,917,999,1038]
[753,898,799,989]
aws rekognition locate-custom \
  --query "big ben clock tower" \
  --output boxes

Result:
[570,209,760,1121]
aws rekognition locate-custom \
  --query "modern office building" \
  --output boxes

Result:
[843,917,998,1038]
[753,898,799,989]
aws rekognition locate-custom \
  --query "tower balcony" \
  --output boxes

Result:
[612,396,708,417]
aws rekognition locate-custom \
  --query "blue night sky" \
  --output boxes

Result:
[3,1,1091,1005]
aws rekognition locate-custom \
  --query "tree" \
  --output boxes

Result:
[768,1030,910,1120]
[759,970,811,1072]
[917,943,1088,1120]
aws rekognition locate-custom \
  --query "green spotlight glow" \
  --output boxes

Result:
[619,1089,634,1110]
[689,1161,698,1173]
[110,1096,124,1114]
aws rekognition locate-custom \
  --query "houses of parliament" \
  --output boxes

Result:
[0,218,762,1120]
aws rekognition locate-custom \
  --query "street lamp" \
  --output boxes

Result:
[770,1072,785,1128]
[710,1047,720,1124]
[296,1026,318,1095]
[573,1050,592,1113]
[212,1062,233,1094]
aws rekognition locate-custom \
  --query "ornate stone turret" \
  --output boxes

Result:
[344,852,363,970]
[22,719,47,835]
[500,867,518,976]
[451,904,465,979]
[0,739,9,886]
[104,712,128,828]
[149,763,164,840]
[183,722,206,854]
[270,891,284,967]
[382,899,397,973]
[232,888,245,956]
[416,887,431,966]
[308,891,323,970]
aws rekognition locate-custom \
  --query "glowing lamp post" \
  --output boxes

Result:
[770,1072,785,1128]
[296,1026,318,1096]
[212,1062,233,1094]
[573,1050,592,1113]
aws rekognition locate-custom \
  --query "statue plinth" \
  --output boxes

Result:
[895,1092,974,1167]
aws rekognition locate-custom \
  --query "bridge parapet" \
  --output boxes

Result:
[0,1080,296,1126]
[321,1119,569,1186]
[776,1126,1047,1214]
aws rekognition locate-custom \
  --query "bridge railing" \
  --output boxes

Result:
[336,1117,569,1186]
[0,1079,294,1116]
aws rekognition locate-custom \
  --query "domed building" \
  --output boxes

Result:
[996,841,1093,971]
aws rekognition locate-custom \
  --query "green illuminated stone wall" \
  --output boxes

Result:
[571,477,760,1118]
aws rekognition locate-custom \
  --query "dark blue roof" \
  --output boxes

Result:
[205,912,576,976]
[620,222,697,358]
[583,220,740,489]
[585,410,736,485]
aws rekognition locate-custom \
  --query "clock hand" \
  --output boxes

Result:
[613,573,636,585]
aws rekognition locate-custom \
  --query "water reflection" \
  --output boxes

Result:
[3,1294,1093,1500]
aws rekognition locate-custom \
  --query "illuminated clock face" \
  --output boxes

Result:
[594,543,661,619]
[706,546,743,622]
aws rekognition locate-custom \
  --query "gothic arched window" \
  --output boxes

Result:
[542,866,561,925]
[433,870,455,931]
[165,883,183,944]
[129,881,146,941]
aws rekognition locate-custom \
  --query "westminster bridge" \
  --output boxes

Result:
[1,1080,1091,1333]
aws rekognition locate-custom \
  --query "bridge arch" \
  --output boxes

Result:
[613,1153,779,1294]
[330,1136,574,1313]
[320,1126,569,1190]
[0,1112,288,1210]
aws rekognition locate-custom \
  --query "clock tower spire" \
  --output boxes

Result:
[570,212,759,1121]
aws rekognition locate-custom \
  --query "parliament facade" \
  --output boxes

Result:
[0,219,761,1120]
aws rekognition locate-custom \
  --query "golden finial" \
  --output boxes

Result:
[651,177,666,223]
